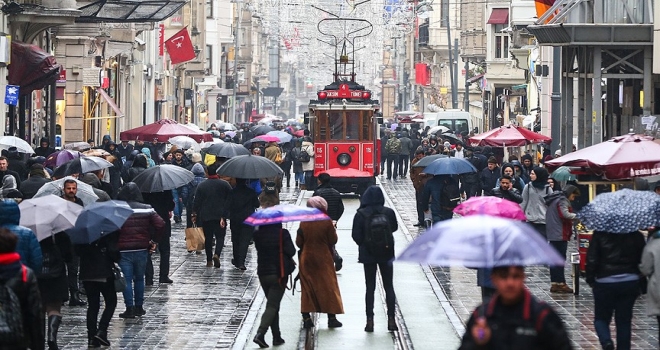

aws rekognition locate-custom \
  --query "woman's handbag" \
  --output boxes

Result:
[40,237,65,279]
[332,246,343,272]
[113,263,127,293]
[185,225,205,252]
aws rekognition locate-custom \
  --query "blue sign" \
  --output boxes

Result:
[4,85,19,106]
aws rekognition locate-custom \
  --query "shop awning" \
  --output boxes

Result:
[94,87,124,119]
[8,41,61,96]
[467,73,485,84]
[76,0,186,23]
[487,8,509,24]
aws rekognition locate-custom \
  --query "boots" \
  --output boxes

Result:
[550,282,574,294]
[47,315,62,350]
[119,306,136,319]
[94,327,110,347]
[364,318,374,332]
[327,315,343,328]
[253,332,269,348]
[272,332,285,346]
[69,290,87,306]
[135,306,146,316]
[300,184,307,191]
[387,317,398,331]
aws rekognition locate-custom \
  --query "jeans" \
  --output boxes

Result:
[380,153,387,175]
[119,250,148,307]
[172,188,182,217]
[549,241,568,283]
[257,274,285,335]
[363,262,396,318]
[593,280,639,350]
[387,154,399,179]
[398,154,409,177]
[530,223,547,240]
[295,172,304,185]
[202,220,226,262]
[231,223,253,267]
[432,210,453,224]
[415,191,425,224]
[83,279,117,337]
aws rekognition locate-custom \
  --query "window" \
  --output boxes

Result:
[329,112,343,140]
[205,45,212,72]
[494,24,509,59]
[345,111,359,140]
[206,0,213,18]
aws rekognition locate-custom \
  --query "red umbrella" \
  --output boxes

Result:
[119,119,213,143]
[545,133,660,180]
[294,130,305,137]
[254,135,280,143]
[469,124,551,147]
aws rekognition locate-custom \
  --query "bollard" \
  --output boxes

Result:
[570,253,580,295]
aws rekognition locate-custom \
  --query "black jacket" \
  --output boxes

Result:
[253,224,295,276]
[0,170,21,191]
[19,176,50,199]
[479,167,500,196]
[459,290,572,350]
[313,184,345,221]
[227,183,260,225]
[352,186,398,264]
[586,230,646,285]
[75,232,120,281]
[192,177,232,221]
[117,183,165,251]
[116,143,134,160]
[492,187,523,204]
[142,191,175,223]
[0,256,44,350]
[38,232,72,279]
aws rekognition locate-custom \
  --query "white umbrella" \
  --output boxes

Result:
[428,125,450,135]
[64,142,92,151]
[0,136,33,154]
[33,177,99,206]
[168,136,201,151]
[183,123,202,131]
[200,139,224,149]
[18,195,83,241]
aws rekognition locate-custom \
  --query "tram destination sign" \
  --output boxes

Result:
[325,90,363,98]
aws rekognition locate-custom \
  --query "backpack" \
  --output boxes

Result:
[0,266,27,344]
[441,180,461,208]
[474,291,551,338]
[362,208,394,258]
[386,138,401,154]
[298,147,311,163]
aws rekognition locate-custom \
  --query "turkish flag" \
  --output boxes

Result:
[164,28,196,65]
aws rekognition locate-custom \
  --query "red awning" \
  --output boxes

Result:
[469,124,551,147]
[487,8,509,24]
[8,41,61,96]
[96,88,124,118]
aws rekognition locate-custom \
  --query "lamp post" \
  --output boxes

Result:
[230,1,242,124]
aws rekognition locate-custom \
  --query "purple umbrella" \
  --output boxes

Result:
[44,150,81,168]
[225,131,236,138]
[244,204,330,226]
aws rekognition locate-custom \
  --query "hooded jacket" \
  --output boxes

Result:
[141,148,156,168]
[116,183,166,251]
[544,188,577,241]
[351,186,398,264]
[20,169,50,200]
[34,137,55,158]
[0,200,42,272]
[496,163,525,193]
[511,160,530,184]
[125,154,148,182]
[6,148,28,181]
[1,175,22,199]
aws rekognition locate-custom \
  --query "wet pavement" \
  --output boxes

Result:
[379,175,660,349]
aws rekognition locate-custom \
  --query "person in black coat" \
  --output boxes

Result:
[351,185,398,332]
[34,137,56,158]
[492,175,523,204]
[142,190,175,284]
[20,164,51,199]
[116,140,134,161]
[75,231,120,347]
[124,154,147,183]
[312,173,345,222]
[479,157,500,197]
[0,156,21,191]
[6,147,28,181]
[227,178,260,270]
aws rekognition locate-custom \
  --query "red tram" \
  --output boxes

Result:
[304,80,382,195]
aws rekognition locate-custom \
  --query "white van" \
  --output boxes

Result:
[423,110,474,135]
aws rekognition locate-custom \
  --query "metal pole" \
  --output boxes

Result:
[550,47,561,152]
[453,38,459,109]
[464,59,470,112]
[49,81,57,147]
[445,8,457,110]
[230,2,241,124]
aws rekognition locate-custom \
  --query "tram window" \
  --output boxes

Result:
[329,112,343,140]
[317,112,328,141]
[362,112,371,140]
[346,111,359,140]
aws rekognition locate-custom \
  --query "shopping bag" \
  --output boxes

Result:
[185,225,205,251]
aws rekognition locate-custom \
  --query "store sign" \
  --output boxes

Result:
[158,24,165,57]
[4,85,19,106]
[82,67,102,87]
[57,69,66,83]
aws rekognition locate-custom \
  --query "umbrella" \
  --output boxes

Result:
[267,130,293,143]
[53,156,114,178]
[423,157,477,175]
[63,142,92,151]
[550,166,577,182]
[66,200,133,244]
[469,124,551,147]
[119,119,213,143]
[44,150,81,168]
[439,132,461,144]
[577,189,660,233]
[453,197,526,221]
[33,177,99,206]
[18,195,83,241]
[252,125,275,136]
[252,135,280,143]
[209,130,221,137]
[428,126,450,135]
[200,139,224,149]
[397,215,565,267]
[132,164,194,193]
[412,154,449,168]
[294,130,305,137]
[216,155,284,179]
[205,143,250,158]
[82,149,110,157]
[244,204,330,226]
[0,136,33,154]
[545,133,660,180]
[225,131,237,138]
[168,136,201,151]
[208,121,237,131]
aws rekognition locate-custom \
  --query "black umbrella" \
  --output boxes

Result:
[411,154,449,168]
[52,156,114,178]
[251,125,275,136]
[206,143,250,158]
[132,164,194,193]
[216,155,283,179]
[439,132,462,144]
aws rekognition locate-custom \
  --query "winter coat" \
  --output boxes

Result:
[34,137,55,158]
[586,230,645,286]
[351,186,398,264]
[125,154,147,182]
[301,141,315,172]
[0,253,44,350]
[398,136,413,156]
[141,148,156,167]
[19,175,50,199]
[192,177,232,221]
[313,184,345,221]
[142,190,174,222]
[479,166,500,196]
[182,164,206,208]
[79,174,111,202]
[264,144,281,163]
[410,157,425,192]
[421,175,459,215]
[1,175,22,199]
[288,147,303,173]
[227,183,260,226]
[492,187,523,204]
[38,232,72,279]
[640,234,660,316]
[116,183,165,251]
[497,163,524,193]
[297,220,344,314]
[521,183,552,224]
[253,224,295,277]
[544,191,576,241]
[0,170,21,191]
[116,142,134,160]
[0,200,42,272]
[75,231,120,281]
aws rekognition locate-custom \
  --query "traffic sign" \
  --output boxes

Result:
[4,85,19,106]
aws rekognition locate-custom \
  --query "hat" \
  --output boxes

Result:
[191,153,202,163]
[443,141,451,148]
[29,164,45,177]
[487,156,498,164]
[306,196,328,213]
[554,150,562,156]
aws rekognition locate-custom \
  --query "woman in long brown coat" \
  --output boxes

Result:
[296,196,344,329]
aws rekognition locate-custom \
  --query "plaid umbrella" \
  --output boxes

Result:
[577,189,660,233]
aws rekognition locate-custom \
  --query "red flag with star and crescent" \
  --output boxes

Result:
[164,28,196,65]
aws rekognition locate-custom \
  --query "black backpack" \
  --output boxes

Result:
[362,208,394,258]
[441,180,461,208]
[0,266,26,345]
[298,147,311,163]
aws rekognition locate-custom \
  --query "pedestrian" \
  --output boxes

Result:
[147,138,164,164]
[586,229,645,350]
[422,175,460,223]
[142,189,175,284]
[521,167,552,239]
[547,176,562,192]
[170,150,190,224]
[511,160,530,184]
[192,162,232,268]
[0,200,42,272]
[301,137,315,190]
[297,196,344,329]
[182,163,206,230]
[74,230,120,347]
[289,139,304,188]
[116,183,165,319]
[0,228,44,350]
[0,156,21,191]
[452,142,465,159]
[410,150,428,227]
[492,175,523,204]
[5,147,28,181]
[380,131,389,176]
[351,186,399,332]
[125,154,148,183]
[640,229,660,348]
[116,140,134,161]
[104,142,123,196]
[34,137,56,158]
[141,147,156,168]
[61,180,87,308]
[545,185,580,294]
[479,157,500,197]
[20,164,51,199]
[279,141,293,187]
[227,178,260,270]
[385,133,401,180]
[521,154,535,178]
[312,173,344,223]
[459,266,572,350]
[398,132,412,178]
[496,163,525,193]
[251,206,295,348]
[460,148,482,199]
[1,174,22,199]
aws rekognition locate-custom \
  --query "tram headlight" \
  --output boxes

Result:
[349,146,356,153]
[337,153,351,166]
